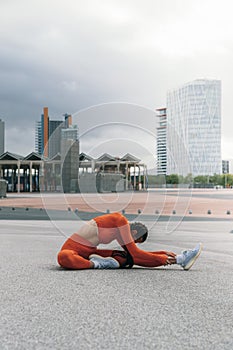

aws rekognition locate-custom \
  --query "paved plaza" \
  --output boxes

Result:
[1,190,233,349]
[1,188,233,218]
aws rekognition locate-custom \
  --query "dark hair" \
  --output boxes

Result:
[130,222,148,242]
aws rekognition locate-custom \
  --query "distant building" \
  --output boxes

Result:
[61,126,79,192]
[35,107,49,157]
[0,151,147,193]
[166,79,221,176]
[78,153,147,192]
[48,120,63,158]
[222,160,229,174]
[0,119,5,155]
[0,151,42,192]
[156,108,167,175]
[35,107,75,159]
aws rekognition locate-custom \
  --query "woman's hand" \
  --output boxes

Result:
[165,256,177,265]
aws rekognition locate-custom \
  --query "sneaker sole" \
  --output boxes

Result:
[183,243,203,271]
[89,254,120,267]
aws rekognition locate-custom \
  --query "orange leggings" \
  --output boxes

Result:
[57,234,172,270]
[57,235,128,269]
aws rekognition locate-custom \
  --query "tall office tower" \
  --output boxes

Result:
[43,107,49,157]
[48,120,63,159]
[61,126,79,192]
[0,119,5,155]
[35,108,75,159]
[35,107,49,156]
[166,79,221,176]
[222,160,229,174]
[156,108,167,175]
[35,121,42,155]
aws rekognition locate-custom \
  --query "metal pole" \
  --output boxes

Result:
[17,161,20,193]
[29,162,33,192]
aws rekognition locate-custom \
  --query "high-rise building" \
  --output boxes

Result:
[35,108,76,159]
[35,107,49,156]
[48,120,63,159]
[61,126,79,192]
[166,79,221,176]
[222,160,229,174]
[156,108,167,175]
[0,119,5,155]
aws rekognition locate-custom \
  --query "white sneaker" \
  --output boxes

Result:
[178,243,202,270]
[89,254,120,269]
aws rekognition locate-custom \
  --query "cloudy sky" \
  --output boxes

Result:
[1,0,233,166]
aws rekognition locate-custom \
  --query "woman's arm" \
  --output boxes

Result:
[115,216,169,267]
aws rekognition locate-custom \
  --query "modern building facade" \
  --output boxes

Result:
[35,107,74,159]
[35,107,49,157]
[34,107,80,192]
[0,119,5,155]
[61,126,79,192]
[156,108,167,175]
[222,160,229,174]
[48,120,63,158]
[166,79,221,176]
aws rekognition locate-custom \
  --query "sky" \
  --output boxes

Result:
[1,0,233,169]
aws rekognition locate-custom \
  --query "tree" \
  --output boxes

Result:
[166,174,179,184]
[184,173,193,184]
[223,174,233,187]
[209,174,222,185]
[194,175,208,184]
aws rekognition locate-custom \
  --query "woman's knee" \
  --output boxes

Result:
[57,249,73,267]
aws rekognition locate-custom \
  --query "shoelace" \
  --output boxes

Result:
[182,249,192,257]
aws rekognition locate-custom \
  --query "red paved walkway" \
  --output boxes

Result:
[1,189,233,218]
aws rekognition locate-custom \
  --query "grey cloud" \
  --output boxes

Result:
[1,0,233,158]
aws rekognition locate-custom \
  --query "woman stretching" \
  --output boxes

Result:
[57,212,202,270]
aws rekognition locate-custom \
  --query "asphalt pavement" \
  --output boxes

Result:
[1,217,233,349]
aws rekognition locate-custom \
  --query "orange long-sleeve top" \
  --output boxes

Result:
[94,212,168,267]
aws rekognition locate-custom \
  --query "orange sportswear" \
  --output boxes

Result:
[57,212,169,269]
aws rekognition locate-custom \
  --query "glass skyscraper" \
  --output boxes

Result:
[166,79,221,176]
[156,108,167,175]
